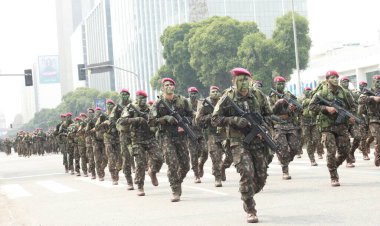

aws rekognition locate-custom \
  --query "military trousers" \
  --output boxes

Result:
[303,125,321,162]
[120,133,133,180]
[273,127,300,173]
[369,122,380,166]
[132,139,163,188]
[79,145,88,174]
[187,137,208,178]
[207,134,224,180]
[59,142,68,170]
[231,142,268,214]
[321,124,350,180]
[161,133,190,192]
[93,140,108,178]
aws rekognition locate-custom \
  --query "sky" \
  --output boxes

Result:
[0,0,380,127]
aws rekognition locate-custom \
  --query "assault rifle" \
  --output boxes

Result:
[363,88,380,96]
[202,98,214,110]
[222,95,278,153]
[127,103,148,120]
[316,95,364,124]
[271,88,303,111]
[157,98,201,142]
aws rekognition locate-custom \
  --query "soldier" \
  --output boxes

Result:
[117,90,163,196]
[115,89,134,190]
[301,87,319,166]
[84,108,97,179]
[98,99,123,185]
[56,114,69,172]
[309,70,356,186]
[77,113,89,177]
[187,86,208,183]
[35,128,46,156]
[94,107,109,181]
[68,116,81,176]
[212,68,271,223]
[4,138,12,155]
[269,76,301,180]
[149,77,192,202]
[358,75,380,167]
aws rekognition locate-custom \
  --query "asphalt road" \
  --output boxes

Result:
[1,150,379,226]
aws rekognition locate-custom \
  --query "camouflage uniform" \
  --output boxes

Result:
[118,100,163,194]
[301,94,320,165]
[358,84,380,166]
[212,86,270,220]
[149,93,192,201]
[77,119,88,176]
[67,122,80,175]
[309,74,355,185]
[94,111,108,180]
[269,90,301,179]
[85,115,97,179]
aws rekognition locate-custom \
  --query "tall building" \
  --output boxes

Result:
[61,0,307,98]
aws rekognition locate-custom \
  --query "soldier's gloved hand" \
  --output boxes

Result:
[163,115,177,125]
[226,116,249,128]
[130,117,145,125]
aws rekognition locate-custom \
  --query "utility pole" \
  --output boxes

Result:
[291,0,301,96]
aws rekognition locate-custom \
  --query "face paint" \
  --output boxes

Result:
[120,92,130,102]
[304,90,311,98]
[88,112,94,119]
[95,110,101,117]
[373,79,380,90]
[340,80,349,89]
[162,81,175,95]
[106,103,114,111]
[136,96,147,107]
[234,75,251,93]
[209,89,221,100]
[359,85,366,92]
[275,82,285,92]
[188,92,198,102]
[328,75,339,87]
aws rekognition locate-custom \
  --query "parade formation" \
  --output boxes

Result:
[2,68,380,224]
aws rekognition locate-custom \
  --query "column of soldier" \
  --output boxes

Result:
[3,128,59,157]
[13,68,380,224]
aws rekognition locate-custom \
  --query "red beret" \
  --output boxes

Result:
[106,99,114,104]
[66,112,73,117]
[340,76,350,81]
[60,114,66,117]
[148,100,154,105]
[161,77,176,85]
[230,67,252,77]
[74,117,81,121]
[210,86,220,90]
[79,113,87,117]
[95,107,102,111]
[359,81,367,86]
[274,76,286,82]
[187,87,198,93]
[136,90,148,97]
[326,70,339,77]
[304,87,312,91]
[373,75,380,80]
[120,88,130,93]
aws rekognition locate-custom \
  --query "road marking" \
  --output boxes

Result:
[0,184,32,199]
[36,180,75,193]
[183,185,228,196]
[75,177,130,188]
[0,173,65,180]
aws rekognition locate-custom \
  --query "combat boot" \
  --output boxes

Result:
[310,160,318,166]
[137,186,145,196]
[194,177,201,183]
[247,212,259,223]
[363,154,370,160]
[221,167,226,182]
[331,179,340,187]
[215,179,222,187]
[83,172,88,177]
[346,163,355,168]
[171,188,181,202]
[375,152,380,167]
[148,170,159,186]
[91,173,96,180]
[318,154,323,159]
[282,173,291,180]
[198,160,205,178]
[70,170,75,175]
[126,175,134,190]
[76,171,81,176]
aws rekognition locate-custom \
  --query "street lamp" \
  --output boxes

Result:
[291,0,302,96]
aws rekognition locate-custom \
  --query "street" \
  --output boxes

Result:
[1,150,379,226]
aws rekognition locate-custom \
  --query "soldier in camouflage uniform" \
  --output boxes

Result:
[4,138,12,155]
[35,128,46,156]
[77,113,89,177]
[149,78,191,202]
[98,99,123,185]
[117,90,163,196]
[309,70,356,186]
[94,107,109,181]
[56,114,69,172]
[196,86,224,187]
[187,86,208,183]
[212,68,271,223]
[68,116,81,176]
[358,75,380,167]
[115,89,134,190]
[85,108,97,179]
[301,87,319,166]
[269,76,301,180]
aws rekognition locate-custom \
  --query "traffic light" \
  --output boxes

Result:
[78,64,86,80]
[24,69,33,86]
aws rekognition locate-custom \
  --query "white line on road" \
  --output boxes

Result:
[0,172,65,180]
[0,184,32,199]
[36,180,75,193]
[183,185,228,196]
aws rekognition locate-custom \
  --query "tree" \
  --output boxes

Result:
[272,12,312,80]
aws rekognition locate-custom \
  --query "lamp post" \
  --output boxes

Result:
[291,0,302,96]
